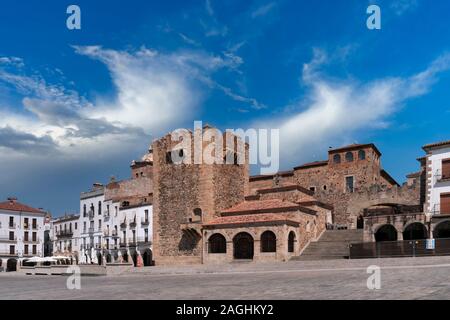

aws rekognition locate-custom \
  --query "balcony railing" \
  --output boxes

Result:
[0,236,17,242]
[120,220,127,229]
[129,219,137,228]
[119,242,127,248]
[88,227,95,233]
[32,224,38,230]
[137,237,151,245]
[104,215,110,222]
[24,238,41,243]
[141,218,150,225]
[56,230,73,239]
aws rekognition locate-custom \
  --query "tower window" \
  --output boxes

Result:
[358,150,366,160]
[333,154,341,164]
[345,152,354,162]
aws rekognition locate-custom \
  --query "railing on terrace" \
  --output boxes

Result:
[349,238,450,259]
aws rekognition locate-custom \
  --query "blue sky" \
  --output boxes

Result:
[1,0,450,216]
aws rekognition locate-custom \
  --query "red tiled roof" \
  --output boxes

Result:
[423,140,450,151]
[204,213,299,226]
[255,184,315,197]
[328,143,381,156]
[293,160,328,170]
[0,200,45,214]
[222,199,301,215]
[380,169,400,187]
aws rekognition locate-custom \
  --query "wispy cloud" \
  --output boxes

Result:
[390,0,419,15]
[258,49,450,164]
[251,2,277,19]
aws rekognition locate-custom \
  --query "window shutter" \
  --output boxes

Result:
[441,194,450,215]
[442,159,450,179]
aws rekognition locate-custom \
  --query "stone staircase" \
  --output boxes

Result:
[291,229,364,261]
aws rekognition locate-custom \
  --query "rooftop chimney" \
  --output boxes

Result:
[7,197,17,203]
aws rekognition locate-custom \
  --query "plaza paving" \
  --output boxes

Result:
[1,256,450,299]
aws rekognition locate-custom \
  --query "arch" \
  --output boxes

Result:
[143,249,153,266]
[261,231,277,252]
[122,251,129,263]
[358,150,366,160]
[434,221,450,239]
[208,233,227,253]
[106,254,112,263]
[333,154,341,164]
[97,253,102,265]
[288,231,296,253]
[233,232,254,260]
[375,224,398,242]
[345,152,354,162]
[6,258,17,272]
[403,222,427,240]
[357,215,364,229]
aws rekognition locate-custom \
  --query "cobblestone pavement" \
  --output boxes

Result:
[1,256,450,299]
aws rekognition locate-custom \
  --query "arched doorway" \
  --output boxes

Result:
[434,221,450,239]
[106,254,112,263]
[233,232,254,260]
[375,224,398,242]
[122,251,129,263]
[260,231,276,252]
[6,258,17,272]
[143,249,153,266]
[403,223,427,240]
[208,234,226,253]
[288,232,296,253]
[97,253,102,265]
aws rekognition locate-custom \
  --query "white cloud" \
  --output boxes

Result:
[251,2,277,18]
[257,49,450,165]
[390,0,419,15]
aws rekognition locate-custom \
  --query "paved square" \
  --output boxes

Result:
[1,256,450,299]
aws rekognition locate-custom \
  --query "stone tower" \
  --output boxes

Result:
[152,125,249,265]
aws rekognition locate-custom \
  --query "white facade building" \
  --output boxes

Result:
[50,214,80,258]
[0,198,46,271]
[424,140,450,215]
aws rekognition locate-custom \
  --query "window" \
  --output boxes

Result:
[24,218,29,229]
[346,176,355,193]
[98,219,102,230]
[83,222,86,233]
[115,206,118,217]
[208,234,226,253]
[132,230,136,243]
[309,186,316,193]
[9,216,14,228]
[345,152,354,162]
[442,159,450,180]
[69,223,72,232]
[98,201,102,215]
[32,232,36,242]
[24,245,29,255]
[145,229,149,243]
[32,218,37,229]
[358,150,366,160]
[144,210,149,222]
[166,151,173,164]
[24,232,29,242]
[75,222,77,230]
[83,204,87,217]
[10,245,15,255]
[32,245,37,255]
[193,208,202,217]
[333,154,341,164]
[261,231,277,252]
[323,185,327,191]
[441,193,450,214]
[9,231,14,241]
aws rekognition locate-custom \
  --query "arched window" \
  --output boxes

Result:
[358,150,366,160]
[193,208,202,217]
[333,154,341,164]
[288,232,296,253]
[345,152,354,162]
[209,234,226,253]
[261,231,276,252]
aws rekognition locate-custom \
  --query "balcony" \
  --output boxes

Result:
[120,220,127,229]
[88,227,95,234]
[129,219,137,229]
[23,224,30,230]
[104,230,110,237]
[8,223,16,229]
[103,214,110,222]
[119,242,127,248]
[435,169,450,183]
[137,237,151,245]
[32,225,38,230]
[141,218,150,226]
[88,210,95,220]
[56,230,73,239]
[0,236,17,242]
[24,238,41,243]
[112,230,119,237]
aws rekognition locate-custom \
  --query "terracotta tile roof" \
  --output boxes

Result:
[293,160,328,170]
[255,184,315,197]
[380,169,400,186]
[204,213,299,226]
[249,170,294,181]
[422,140,450,151]
[0,199,45,214]
[328,143,381,156]
[222,199,301,215]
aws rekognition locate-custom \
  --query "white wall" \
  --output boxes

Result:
[428,146,450,213]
